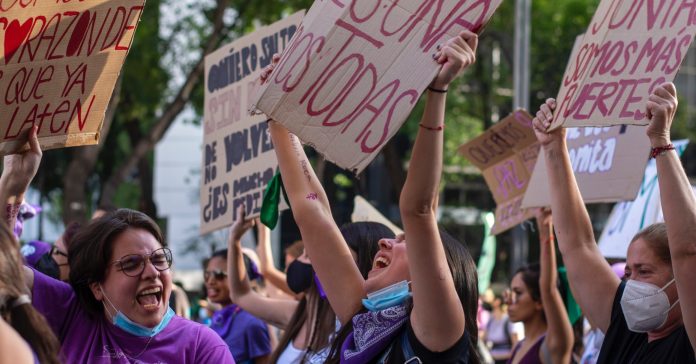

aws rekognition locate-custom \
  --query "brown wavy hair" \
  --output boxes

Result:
[0,221,61,364]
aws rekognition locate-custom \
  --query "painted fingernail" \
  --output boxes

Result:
[432,53,437,59]
[437,44,442,50]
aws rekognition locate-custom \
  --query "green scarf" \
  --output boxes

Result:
[260,170,290,229]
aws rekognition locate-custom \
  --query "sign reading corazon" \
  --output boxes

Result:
[522,124,650,208]
[201,12,303,235]
[252,0,503,173]
[0,0,146,154]
[549,1,696,130]
[459,110,539,235]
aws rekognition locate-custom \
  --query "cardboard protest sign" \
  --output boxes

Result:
[201,12,303,235]
[549,1,696,130]
[522,124,650,208]
[598,140,689,258]
[251,0,503,173]
[0,0,146,154]
[459,110,539,235]
[351,195,403,235]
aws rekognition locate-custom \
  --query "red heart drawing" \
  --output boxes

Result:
[4,18,34,65]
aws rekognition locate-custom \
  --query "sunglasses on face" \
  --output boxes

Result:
[111,247,173,277]
[50,245,68,258]
[50,246,70,267]
[204,269,228,281]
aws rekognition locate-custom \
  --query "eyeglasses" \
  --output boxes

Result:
[111,248,173,277]
[50,246,70,266]
[204,269,228,281]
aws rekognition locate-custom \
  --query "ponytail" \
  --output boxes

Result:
[3,298,61,364]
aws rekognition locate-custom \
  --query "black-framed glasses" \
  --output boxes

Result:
[111,248,173,277]
[204,269,228,281]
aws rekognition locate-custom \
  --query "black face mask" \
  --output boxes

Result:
[35,253,60,280]
[286,260,314,294]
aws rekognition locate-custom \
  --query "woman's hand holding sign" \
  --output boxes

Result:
[430,30,478,91]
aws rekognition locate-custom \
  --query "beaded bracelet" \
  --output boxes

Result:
[650,144,675,159]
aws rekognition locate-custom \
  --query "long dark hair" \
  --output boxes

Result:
[342,221,395,278]
[269,279,335,363]
[69,209,166,317]
[0,222,61,364]
[327,227,481,364]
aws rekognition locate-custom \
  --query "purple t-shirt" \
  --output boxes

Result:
[31,269,234,364]
[210,304,271,363]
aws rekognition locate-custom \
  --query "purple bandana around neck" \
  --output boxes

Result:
[340,304,409,364]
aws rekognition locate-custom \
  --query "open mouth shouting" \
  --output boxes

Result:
[136,287,163,311]
[374,256,391,269]
[368,253,392,278]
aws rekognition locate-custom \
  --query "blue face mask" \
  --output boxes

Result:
[362,280,411,312]
[100,285,175,337]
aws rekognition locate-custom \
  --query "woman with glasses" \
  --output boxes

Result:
[8,131,234,363]
[204,248,271,364]
[505,209,573,364]
[32,222,81,282]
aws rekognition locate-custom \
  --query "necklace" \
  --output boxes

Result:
[124,335,154,360]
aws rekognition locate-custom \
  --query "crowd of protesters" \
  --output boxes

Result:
[0,28,694,364]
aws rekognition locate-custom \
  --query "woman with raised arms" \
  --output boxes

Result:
[531,82,696,363]
[262,30,481,363]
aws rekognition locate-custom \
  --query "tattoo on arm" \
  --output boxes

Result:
[300,160,311,181]
[289,133,312,182]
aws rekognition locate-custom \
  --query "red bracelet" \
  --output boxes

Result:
[419,123,444,131]
[650,144,675,159]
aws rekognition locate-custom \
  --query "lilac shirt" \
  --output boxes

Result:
[210,304,271,363]
[31,269,234,364]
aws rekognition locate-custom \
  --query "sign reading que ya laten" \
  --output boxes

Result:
[0,0,145,154]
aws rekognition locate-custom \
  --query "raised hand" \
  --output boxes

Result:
[645,82,677,147]
[229,205,255,244]
[430,30,478,90]
[259,54,281,85]
[532,98,566,148]
[0,126,42,197]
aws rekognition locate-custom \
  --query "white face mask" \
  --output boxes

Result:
[620,278,679,333]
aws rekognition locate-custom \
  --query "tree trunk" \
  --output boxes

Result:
[138,155,158,219]
[476,43,493,129]
[123,118,158,219]
[99,0,232,208]
[62,75,123,225]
